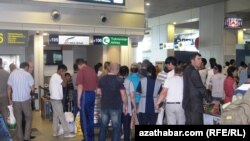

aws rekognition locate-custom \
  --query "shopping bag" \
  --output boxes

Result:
[7,105,16,130]
[75,112,83,135]
[64,112,74,122]
[57,122,75,134]
[68,121,76,133]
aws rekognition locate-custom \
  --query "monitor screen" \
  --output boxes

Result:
[44,50,63,65]
[224,17,243,29]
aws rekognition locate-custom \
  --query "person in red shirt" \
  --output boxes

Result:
[224,66,238,103]
[76,59,97,141]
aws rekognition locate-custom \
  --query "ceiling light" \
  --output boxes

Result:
[243,28,247,31]
[43,33,49,36]
[145,2,150,6]
[173,22,176,25]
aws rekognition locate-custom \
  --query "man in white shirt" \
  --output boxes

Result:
[49,64,75,138]
[7,62,34,141]
[156,56,177,125]
[156,66,185,124]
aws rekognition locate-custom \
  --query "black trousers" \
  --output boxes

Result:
[138,113,158,125]
[121,113,131,141]
[184,110,203,125]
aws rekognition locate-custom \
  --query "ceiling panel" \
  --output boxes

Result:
[145,0,228,18]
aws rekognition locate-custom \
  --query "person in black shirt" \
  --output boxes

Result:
[97,63,128,141]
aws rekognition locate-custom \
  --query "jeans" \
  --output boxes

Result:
[99,109,122,141]
[80,91,95,141]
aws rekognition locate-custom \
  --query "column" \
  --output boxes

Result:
[34,34,44,89]
[121,39,133,67]
[237,29,244,44]
[199,2,232,65]
[167,24,175,42]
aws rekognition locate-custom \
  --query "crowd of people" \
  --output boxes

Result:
[0,52,247,141]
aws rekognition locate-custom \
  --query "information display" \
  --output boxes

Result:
[0,30,28,46]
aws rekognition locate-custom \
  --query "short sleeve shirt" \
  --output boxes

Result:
[49,73,63,100]
[98,75,125,110]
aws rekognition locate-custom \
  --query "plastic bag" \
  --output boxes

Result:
[7,105,16,130]
[58,112,76,134]
[64,112,74,122]
[75,112,83,135]
[68,121,75,133]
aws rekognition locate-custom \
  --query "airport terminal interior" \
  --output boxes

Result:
[0,0,250,141]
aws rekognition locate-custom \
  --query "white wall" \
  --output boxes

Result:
[144,8,200,64]
[74,47,87,62]
[120,39,134,66]
[148,8,199,27]
[63,50,74,74]
[0,0,145,35]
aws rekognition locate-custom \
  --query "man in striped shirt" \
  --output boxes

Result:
[7,62,34,141]
[156,64,168,125]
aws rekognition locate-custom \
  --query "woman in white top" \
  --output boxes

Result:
[209,64,225,115]
[209,64,226,101]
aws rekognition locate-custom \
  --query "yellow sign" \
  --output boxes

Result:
[0,33,3,44]
[0,30,27,46]
[8,32,26,44]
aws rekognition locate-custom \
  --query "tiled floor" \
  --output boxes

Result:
[10,111,110,141]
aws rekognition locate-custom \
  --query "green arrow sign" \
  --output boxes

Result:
[102,36,128,46]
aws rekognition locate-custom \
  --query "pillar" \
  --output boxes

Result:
[34,34,44,89]
[237,29,244,44]
[199,2,228,65]
[167,24,175,57]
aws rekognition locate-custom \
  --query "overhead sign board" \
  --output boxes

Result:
[59,35,90,45]
[93,36,128,46]
[0,30,28,46]
[49,35,90,45]
[174,32,199,52]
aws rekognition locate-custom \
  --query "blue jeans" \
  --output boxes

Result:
[99,109,122,141]
[80,91,95,141]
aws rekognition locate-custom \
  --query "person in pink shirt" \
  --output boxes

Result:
[224,66,238,103]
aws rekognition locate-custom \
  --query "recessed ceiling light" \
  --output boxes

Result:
[43,33,49,36]
[146,2,150,6]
